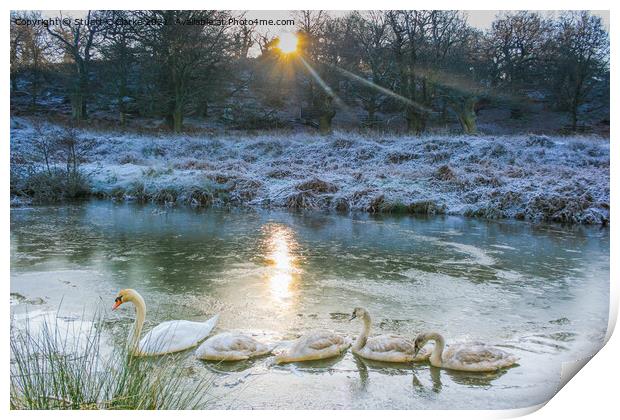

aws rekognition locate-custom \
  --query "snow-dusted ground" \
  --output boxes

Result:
[10,118,609,224]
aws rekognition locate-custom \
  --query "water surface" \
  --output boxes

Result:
[10,201,609,409]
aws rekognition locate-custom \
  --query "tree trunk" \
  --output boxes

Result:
[73,62,88,120]
[319,114,333,134]
[570,99,579,132]
[316,94,335,134]
[367,108,376,127]
[456,97,478,134]
[365,100,378,128]
[30,69,39,112]
[72,92,85,120]
[118,76,127,127]
[167,104,184,132]
[166,67,184,132]
[166,97,184,132]
[405,107,426,135]
[439,100,448,124]
[172,107,183,132]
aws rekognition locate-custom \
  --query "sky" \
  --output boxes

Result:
[240,10,610,56]
[244,10,610,33]
[39,10,610,32]
[35,9,609,59]
[37,9,610,53]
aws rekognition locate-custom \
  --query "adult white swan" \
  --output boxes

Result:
[413,332,519,372]
[196,332,272,361]
[112,289,219,356]
[273,331,350,364]
[350,307,429,363]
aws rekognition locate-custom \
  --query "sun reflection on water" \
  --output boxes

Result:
[264,225,299,305]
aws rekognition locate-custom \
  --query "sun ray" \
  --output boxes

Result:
[333,66,431,113]
[299,56,356,118]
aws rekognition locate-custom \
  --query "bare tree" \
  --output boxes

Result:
[9,10,610,136]
[343,12,395,126]
[10,11,53,109]
[484,11,552,118]
[387,11,426,133]
[552,11,609,131]
[99,11,136,126]
[10,12,26,92]
[295,11,343,133]
[46,10,101,120]
[129,10,233,132]
[485,12,552,91]
[387,10,469,134]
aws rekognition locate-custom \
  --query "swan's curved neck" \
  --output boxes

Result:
[426,332,445,367]
[353,312,371,350]
[128,292,146,355]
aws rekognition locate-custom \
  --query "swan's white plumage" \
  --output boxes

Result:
[274,330,350,363]
[414,332,519,372]
[351,308,429,363]
[354,334,430,363]
[113,288,219,357]
[438,342,518,371]
[196,332,272,361]
[136,316,219,356]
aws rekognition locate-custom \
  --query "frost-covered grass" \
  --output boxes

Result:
[10,311,216,409]
[10,117,609,224]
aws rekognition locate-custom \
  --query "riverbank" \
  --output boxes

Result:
[10,117,609,224]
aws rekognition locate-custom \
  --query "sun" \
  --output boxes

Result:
[277,33,298,54]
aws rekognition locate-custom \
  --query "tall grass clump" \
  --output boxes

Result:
[10,313,216,410]
[21,169,90,202]
[11,123,92,203]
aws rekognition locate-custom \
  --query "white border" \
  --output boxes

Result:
[3,1,616,419]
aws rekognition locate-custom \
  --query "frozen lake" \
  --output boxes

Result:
[10,201,609,409]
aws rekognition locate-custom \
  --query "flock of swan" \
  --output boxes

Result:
[113,289,519,372]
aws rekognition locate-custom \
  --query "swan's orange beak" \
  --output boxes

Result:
[112,296,123,310]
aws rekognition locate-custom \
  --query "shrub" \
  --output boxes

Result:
[286,191,321,209]
[23,169,90,203]
[151,188,178,205]
[109,186,126,201]
[526,134,555,148]
[386,151,417,164]
[434,165,456,181]
[126,182,148,202]
[334,197,350,212]
[378,201,410,214]
[183,186,214,207]
[408,200,445,215]
[296,178,338,193]
[266,168,292,179]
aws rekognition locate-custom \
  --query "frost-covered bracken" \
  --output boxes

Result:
[10,118,609,224]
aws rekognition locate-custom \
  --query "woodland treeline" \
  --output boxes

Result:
[10,10,609,134]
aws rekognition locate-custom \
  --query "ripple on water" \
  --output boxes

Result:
[9,202,609,409]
